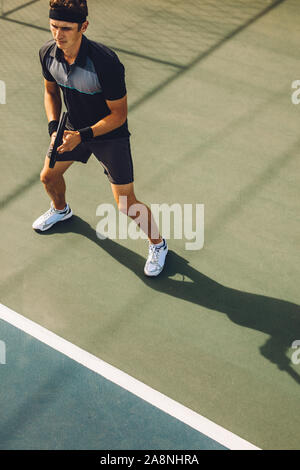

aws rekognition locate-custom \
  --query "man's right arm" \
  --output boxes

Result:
[44,79,61,123]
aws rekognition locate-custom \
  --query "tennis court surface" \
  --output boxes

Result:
[0,0,300,450]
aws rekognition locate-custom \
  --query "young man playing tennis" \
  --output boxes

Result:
[33,0,168,277]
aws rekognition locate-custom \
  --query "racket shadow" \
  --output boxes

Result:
[40,215,300,385]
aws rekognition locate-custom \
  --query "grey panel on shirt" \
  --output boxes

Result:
[46,55,102,95]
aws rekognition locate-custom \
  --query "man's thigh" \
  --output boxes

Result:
[46,140,92,164]
[110,182,136,205]
[89,137,134,185]
[41,155,74,177]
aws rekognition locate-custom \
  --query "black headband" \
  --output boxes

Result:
[49,8,87,24]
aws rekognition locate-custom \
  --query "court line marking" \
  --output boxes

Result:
[0,0,40,17]
[0,302,260,450]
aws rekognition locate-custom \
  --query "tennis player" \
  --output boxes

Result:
[33,0,168,277]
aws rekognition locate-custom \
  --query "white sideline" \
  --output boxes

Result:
[0,302,260,450]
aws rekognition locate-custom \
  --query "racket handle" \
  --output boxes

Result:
[49,112,68,169]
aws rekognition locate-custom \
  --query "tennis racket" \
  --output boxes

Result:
[49,112,68,169]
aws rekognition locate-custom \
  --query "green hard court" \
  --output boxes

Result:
[0,0,299,450]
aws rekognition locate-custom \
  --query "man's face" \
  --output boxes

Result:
[50,20,85,49]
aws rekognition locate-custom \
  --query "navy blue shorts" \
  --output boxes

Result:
[47,136,134,185]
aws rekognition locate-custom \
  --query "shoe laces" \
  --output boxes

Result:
[148,243,162,265]
[41,205,56,221]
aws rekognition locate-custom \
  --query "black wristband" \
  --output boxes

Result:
[79,127,94,142]
[48,120,59,137]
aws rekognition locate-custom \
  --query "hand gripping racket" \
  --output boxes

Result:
[49,112,68,169]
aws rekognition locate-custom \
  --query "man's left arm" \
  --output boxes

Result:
[91,95,128,137]
[57,95,127,153]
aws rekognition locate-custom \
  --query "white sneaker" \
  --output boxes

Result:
[32,202,73,231]
[144,239,168,277]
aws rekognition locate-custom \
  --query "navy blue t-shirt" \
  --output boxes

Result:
[39,35,130,140]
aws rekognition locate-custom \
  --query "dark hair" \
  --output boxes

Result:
[49,0,88,17]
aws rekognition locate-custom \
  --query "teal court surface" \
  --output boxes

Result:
[1,0,300,450]
[0,304,258,450]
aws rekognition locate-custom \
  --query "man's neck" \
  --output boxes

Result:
[62,35,83,63]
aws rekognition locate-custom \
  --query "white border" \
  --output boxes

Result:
[0,302,260,450]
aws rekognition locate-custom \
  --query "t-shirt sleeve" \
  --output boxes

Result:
[99,59,127,101]
[39,45,55,82]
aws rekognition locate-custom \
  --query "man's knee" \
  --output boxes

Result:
[40,158,73,185]
[117,194,138,215]
[40,168,57,186]
[119,198,147,221]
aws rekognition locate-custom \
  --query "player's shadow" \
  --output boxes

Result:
[40,215,300,385]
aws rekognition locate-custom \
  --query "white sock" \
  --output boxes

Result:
[55,204,68,213]
[150,239,164,248]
